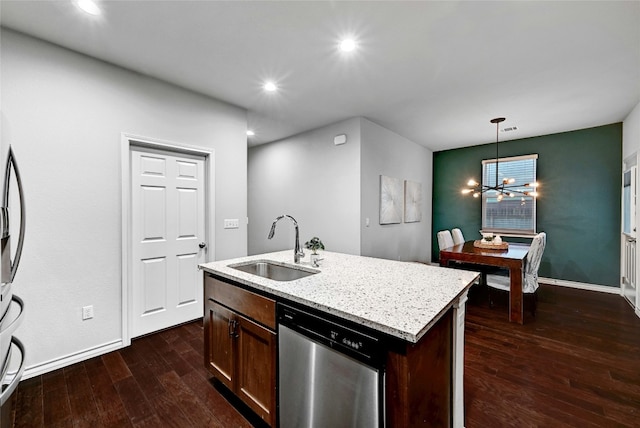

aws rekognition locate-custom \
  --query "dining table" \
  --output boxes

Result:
[439,240,531,324]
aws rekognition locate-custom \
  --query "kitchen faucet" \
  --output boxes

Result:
[268,215,305,263]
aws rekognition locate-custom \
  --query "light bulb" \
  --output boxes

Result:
[76,0,101,15]
[497,194,504,202]
[461,189,473,194]
[339,39,357,52]
[263,81,278,92]
[467,179,478,186]
[473,192,479,198]
[246,130,255,136]
[507,178,516,184]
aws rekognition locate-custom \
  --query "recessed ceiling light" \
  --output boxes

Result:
[339,39,357,52]
[75,0,101,16]
[246,130,255,136]
[263,81,278,92]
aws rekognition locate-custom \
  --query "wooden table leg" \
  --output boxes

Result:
[509,266,524,324]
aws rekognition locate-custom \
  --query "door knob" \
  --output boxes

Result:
[199,242,207,249]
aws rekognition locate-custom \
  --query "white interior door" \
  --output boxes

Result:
[131,147,206,338]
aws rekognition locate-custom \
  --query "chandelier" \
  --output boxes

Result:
[461,117,539,201]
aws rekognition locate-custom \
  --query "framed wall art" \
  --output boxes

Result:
[404,180,422,223]
[380,175,403,224]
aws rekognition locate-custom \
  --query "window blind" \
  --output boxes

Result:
[481,154,538,235]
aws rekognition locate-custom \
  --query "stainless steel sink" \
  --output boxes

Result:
[229,261,318,282]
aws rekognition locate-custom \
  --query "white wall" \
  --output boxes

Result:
[360,118,433,262]
[0,29,247,374]
[623,102,640,239]
[248,118,361,257]
[248,117,433,263]
[623,100,640,159]
[623,101,640,313]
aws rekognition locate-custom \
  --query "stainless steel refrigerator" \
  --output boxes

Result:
[0,146,25,427]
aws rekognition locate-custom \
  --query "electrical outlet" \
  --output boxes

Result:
[224,219,239,229]
[82,305,94,320]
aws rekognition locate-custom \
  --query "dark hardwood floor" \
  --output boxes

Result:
[11,284,640,427]
[465,284,640,427]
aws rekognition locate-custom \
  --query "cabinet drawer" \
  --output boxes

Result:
[206,275,276,330]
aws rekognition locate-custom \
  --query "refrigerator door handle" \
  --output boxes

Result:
[3,147,26,284]
[0,207,7,239]
[0,337,25,406]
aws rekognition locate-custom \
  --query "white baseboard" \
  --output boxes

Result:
[538,277,619,294]
[22,339,125,380]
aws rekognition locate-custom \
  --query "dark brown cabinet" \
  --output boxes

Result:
[203,269,460,427]
[204,275,276,426]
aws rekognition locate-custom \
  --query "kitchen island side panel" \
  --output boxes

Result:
[386,307,453,427]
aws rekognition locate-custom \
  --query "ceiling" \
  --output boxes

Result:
[1,1,639,151]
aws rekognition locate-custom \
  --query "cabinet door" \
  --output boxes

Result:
[205,300,235,391]
[236,314,276,426]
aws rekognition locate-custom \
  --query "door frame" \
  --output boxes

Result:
[621,151,640,318]
[121,133,215,346]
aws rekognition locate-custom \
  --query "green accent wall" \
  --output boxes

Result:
[432,123,622,287]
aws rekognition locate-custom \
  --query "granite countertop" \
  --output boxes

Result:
[199,250,478,343]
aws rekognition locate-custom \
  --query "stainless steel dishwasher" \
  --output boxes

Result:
[278,303,385,427]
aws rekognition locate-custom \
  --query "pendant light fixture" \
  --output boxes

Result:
[462,117,539,200]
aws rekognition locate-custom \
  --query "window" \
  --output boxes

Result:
[481,154,538,235]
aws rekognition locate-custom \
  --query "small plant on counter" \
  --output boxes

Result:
[304,237,325,255]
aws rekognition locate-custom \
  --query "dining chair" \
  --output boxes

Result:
[449,227,494,281]
[437,230,454,251]
[486,232,547,316]
[451,228,465,246]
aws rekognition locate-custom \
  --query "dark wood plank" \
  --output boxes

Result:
[41,370,66,394]
[130,336,173,378]
[101,351,132,383]
[112,376,154,424]
[180,370,253,428]
[127,361,166,400]
[63,363,103,428]
[156,370,223,427]
[159,349,194,378]
[142,391,194,428]
[83,357,132,428]
[13,376,44,428]
[41,380,71,427]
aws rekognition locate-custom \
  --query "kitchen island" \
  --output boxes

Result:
[200,250,478,427]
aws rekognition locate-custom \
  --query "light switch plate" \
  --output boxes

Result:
[224,219,239,229]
